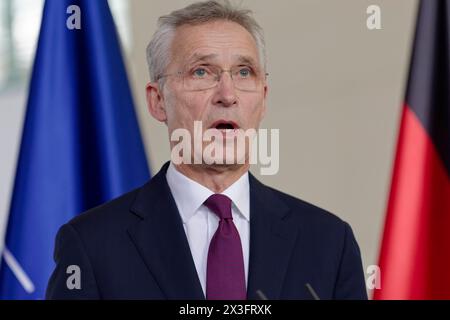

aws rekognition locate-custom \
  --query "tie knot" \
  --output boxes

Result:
[204,194,232,220]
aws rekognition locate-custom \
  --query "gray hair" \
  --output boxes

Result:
[146,0,267,83]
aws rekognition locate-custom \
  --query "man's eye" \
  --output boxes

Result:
[238,68,252,78]
[192,68,208,77]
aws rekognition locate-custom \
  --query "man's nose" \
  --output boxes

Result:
[212,72,238,108]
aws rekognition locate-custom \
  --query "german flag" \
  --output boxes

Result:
[375,0,450,299]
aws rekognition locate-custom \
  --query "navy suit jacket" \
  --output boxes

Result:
[46,162,367,299]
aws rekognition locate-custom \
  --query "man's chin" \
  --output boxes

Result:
[180,160,249,172]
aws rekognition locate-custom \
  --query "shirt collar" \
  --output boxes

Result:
[166,162,250,223]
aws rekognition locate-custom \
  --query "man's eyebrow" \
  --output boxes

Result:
[186,53,259,67]
[186,53,219,64]
[234,55,259,67]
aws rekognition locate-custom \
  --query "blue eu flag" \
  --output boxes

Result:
[0,0,150,299]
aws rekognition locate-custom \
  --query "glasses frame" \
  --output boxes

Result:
[156,65,269,92]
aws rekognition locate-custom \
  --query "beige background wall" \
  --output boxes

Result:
[125,0,418,278]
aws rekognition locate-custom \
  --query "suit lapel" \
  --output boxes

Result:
[127,162,205,299]
[247,174,300,300]
[126,163,299,300]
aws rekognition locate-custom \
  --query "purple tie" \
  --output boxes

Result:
[204,194,246,300]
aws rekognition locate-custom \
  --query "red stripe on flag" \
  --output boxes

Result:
[374,105,450,300]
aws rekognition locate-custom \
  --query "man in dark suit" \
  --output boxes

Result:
[46,0,367,300]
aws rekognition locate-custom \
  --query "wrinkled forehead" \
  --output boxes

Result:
[169,21,261,68]
[182,52,260,70]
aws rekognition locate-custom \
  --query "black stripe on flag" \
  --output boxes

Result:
[405,0,450,176]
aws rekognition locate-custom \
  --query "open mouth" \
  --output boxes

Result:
[210,120,239,130]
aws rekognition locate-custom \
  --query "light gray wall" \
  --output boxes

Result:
[126,0,418,282]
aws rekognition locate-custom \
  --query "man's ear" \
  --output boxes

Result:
[261,83,268,120]
[146,82,167,123]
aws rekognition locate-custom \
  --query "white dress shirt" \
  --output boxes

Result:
[166,162,250,296]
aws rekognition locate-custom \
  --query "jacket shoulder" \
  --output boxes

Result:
[66,183,145,233]
[262,183,348,231]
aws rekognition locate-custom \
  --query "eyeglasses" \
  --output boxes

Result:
[157,65,268,92]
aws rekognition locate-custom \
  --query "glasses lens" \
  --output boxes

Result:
[183,66,216,91]
[183,66,263,91]
[232,67,259,91]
